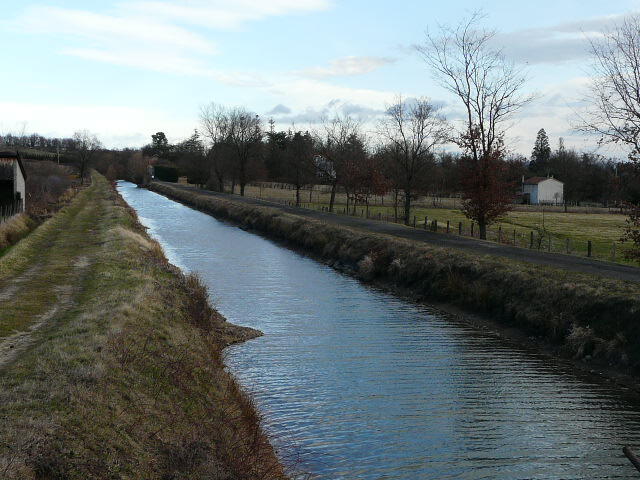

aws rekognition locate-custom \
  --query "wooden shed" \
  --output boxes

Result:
[0,151,27,213]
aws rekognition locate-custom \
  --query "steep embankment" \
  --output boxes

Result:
[0,174,285,479]
[149,181,640,376]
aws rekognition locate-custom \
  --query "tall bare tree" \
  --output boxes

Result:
[378,96,448,225]
[199,103,231,192]
[72,130,101,184]
[227,107,262,196]
[315,115,363,212]
[579,15,640,157]
[416,13,532,238]
[284,130,316,207]
[579,15,640,261]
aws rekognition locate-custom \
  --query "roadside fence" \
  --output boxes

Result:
[246,194,625,263]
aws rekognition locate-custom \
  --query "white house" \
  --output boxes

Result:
[522,176,564,205]
[0,151,27,212]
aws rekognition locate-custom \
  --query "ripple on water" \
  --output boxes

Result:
[118,181,640,480]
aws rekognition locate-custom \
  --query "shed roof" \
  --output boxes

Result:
[0,151,27,180]
[524,176,563,185]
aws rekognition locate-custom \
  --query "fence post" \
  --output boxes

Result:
[471,222,474,237]
[459,222,462,235]
[424,217,428,230]
[446,220,450,233]
[530,231,534,249]
[587,240,592,257]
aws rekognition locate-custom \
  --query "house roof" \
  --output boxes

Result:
[0,151,27,180]
[524,176,562,185]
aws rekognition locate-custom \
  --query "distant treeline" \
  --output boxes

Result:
[97,126,640,208]
[5,127,638,214]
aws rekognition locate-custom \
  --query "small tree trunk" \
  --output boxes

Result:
[403,191,411,226]
[231,179,236,194]
[393,189,399,222]
[295,186,301,206]
[240,183,246,196]
[479,221,487,240]
[329,182,337,212]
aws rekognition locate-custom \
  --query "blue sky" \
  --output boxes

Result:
[2,0,640,156]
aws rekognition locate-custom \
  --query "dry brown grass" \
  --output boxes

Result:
[0,214,34,251]
[151,181,640,374]
[0,173,286,479]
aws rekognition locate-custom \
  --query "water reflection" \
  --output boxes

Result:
[118,181,640,479]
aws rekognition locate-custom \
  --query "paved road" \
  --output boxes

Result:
[157,182,640,283]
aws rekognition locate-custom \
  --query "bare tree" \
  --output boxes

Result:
[378,96,448,225]
[227,107,262,196]
[72,130,101,184]
[315,115,363,212]
[284,130,316,206]
[578,15,640,157]
[580,15,640,261]
[416,13,532,238]
[200,103,231,191]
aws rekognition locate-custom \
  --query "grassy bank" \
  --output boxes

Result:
[0,174,285,479]
[150,181,640,376]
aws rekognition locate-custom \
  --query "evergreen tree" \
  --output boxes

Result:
[531,128,551,173]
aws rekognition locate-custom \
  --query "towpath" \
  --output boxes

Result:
[156,182,640,283]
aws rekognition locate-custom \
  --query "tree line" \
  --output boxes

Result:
[8,13,640,251]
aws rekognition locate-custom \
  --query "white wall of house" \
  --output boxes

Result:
[523,178,564,204]
[536,178,563,204]
[13,161,26,211]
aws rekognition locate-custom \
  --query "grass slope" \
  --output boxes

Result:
[0,174,285,479]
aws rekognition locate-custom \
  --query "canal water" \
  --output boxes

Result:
[118,181,640,479]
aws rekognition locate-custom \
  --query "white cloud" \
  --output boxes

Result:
[0,102,193,148]
[267,78,396,109]
[267,104,292,115]
[20,5,213,53]
[123,0,331,30]
[15,1,330,80]
[498,13,632,64]
[299,56,395,78]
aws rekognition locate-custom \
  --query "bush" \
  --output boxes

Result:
[154,166,179,182]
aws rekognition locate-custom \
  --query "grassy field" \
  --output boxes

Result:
[241,184,631,264]
[0,174,285,479]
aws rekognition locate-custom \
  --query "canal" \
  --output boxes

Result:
[118,181,640,479]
